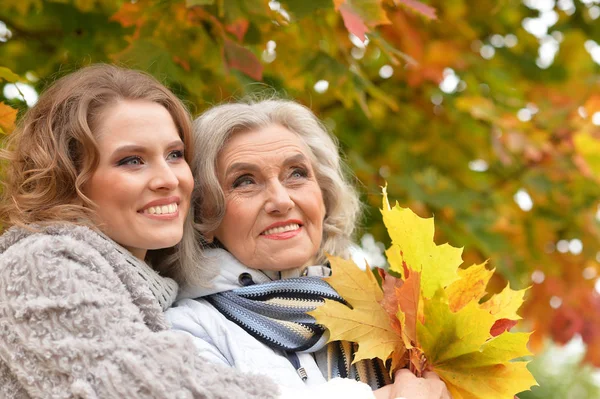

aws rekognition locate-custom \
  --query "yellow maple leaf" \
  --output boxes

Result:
[434,331,535,399]
[446,262,493,312]
[418,291,496,365]
[417,290,535,399]
[308,256,404,363]
[309,187,537,398]
[480,283,529,321]
[573,132,600,179]
[381,186,461,298]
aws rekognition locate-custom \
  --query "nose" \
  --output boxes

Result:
[264,180,294,214]
[149,160,179,191]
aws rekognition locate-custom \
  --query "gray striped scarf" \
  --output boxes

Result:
[204,276,391,389]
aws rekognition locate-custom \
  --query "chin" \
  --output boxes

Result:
[260,256,315,271]
[146,234,183,250]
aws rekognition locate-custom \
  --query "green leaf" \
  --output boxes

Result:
[186,0,215,7]
[278,0,333,19]
[0,67,20,83]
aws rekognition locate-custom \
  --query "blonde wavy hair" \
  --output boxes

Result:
[191,98,361,271]
[0,64,204,284]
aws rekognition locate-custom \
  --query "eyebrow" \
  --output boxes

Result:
[112,140,185,155]
[224,153,309,176]
[282,153,309,167]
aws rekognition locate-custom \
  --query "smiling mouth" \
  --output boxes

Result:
[141,203,178,215]
[261,223,301,236]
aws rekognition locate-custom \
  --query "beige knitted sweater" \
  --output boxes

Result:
[0,224,278,399]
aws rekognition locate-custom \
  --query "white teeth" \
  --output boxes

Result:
[262,223,300,235]
[143,203,178,215]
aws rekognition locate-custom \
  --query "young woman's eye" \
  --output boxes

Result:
[232,175,255,188]
[117,156,143,166]
[167,150,184,161]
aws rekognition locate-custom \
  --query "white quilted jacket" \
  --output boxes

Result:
[165,248,377,399]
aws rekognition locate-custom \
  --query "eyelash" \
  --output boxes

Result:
[167,150,185,161]
[116,150,184,167]
[232,174,254,188]
[289,167,309,179]
[117,156,143,166]
[231,167,309,189]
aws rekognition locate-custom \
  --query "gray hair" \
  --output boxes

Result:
[191,98,361,270]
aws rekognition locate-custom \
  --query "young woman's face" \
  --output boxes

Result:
[210,124,326,270]
[85,99,194,259]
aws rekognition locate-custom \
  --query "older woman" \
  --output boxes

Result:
[166,99,450,399]
[0,65,277,398]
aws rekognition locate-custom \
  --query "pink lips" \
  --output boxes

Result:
[260,219,303,240]
[261,227,302,240]
[141,209,180,221]
[139,196,181,211]
[139,196,181,221]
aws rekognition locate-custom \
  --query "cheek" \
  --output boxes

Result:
[217,197,253,240]
[87,171,138,210]
[177,168,195,212]
[86,172,114,205]
[312,197,326,249]
[229,198,255,227]
[307,187,326,223]
[178,164,194,194]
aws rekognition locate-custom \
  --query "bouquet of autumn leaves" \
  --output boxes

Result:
[309,187,537,398]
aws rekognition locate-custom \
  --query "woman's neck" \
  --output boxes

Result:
[123,246,147,260]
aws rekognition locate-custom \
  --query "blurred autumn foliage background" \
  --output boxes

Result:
[2,0,600,396]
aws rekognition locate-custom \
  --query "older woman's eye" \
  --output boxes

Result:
[232,175,255,188]
[290,167,308,179]
[167,150,184,161]
[117,156,143,166]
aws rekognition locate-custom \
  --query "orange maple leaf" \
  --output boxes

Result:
[0,102,18,134]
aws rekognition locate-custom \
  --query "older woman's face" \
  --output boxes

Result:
[211,124,326,270]
[85,100,194,259]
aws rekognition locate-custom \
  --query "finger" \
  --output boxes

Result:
[423,371,452,399]
[423,372,449,398]
[439,382,452,399]
[393,369,417,383]
[372,384,392,399]
[423,371,441,381]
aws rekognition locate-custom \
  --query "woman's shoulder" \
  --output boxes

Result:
[0,223,146,264]
[0,223,107,260]
[0,223,131,286]
[0,223,102,252]
[0,223,123,284]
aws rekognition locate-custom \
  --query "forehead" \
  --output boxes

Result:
[95,100,180,147]
[218,124,312,164]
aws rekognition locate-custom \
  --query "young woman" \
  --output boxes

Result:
[0,65,276,398]
[167,99,451,399]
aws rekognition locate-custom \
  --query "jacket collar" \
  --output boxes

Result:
[177,248,330,300]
